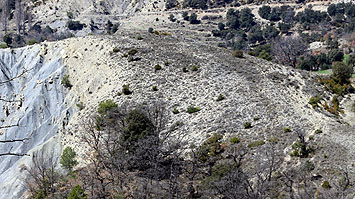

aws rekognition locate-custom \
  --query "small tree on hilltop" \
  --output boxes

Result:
[60,146,78,173]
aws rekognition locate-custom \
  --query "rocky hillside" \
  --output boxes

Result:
[0,26,353,197]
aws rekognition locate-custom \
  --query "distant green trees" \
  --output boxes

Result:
[60,146,78,172]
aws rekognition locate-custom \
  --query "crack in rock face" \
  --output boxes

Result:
[0,45,70,198]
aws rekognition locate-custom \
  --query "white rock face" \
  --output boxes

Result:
[0,44,69,198]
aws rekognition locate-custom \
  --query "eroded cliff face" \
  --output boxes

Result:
[0,44,70,198]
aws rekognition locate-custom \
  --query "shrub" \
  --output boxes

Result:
[164,61,169,66]
[182,67,189,72]
[67,11,74,19]
[127,48,137,56]
[122,84,132,95]
[216,94,225,102]
[247,140,265,148]
[137,35,143,40]
[0,43,8,49]
[332,62,353,85]
[283,127,292,133]
[309,95,321,108]
[98,99,118,115]
[113,47,120,53]
[198,133,224,162]
[230,137,240,144]
[173,108,179,114]
[68,185,87,199]
[169,14,176,22]
[67,20,84,31]
[61,75,72,88]
[182,11,189,21]
[152,85,158,91]
[315,129,323,134]
[322,181,331,189]
[232,50,244,58]
[190,65,199,71]
[76,102,85,110]
[187,106,201,114]
[189,13,200,24]
[243,122,252,129]
[148,27,154,33]
[154,30,160,35]
[27,39,37,45]
[60,147,78,172]
[154,64,162,71]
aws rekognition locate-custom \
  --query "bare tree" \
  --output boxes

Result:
[1,0,9,35]
[15,0,25,35]
[271,36,308,68]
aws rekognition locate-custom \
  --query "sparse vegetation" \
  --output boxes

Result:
[243,122,252,129]
[230,137,240,144]
[190,65,199,71]
[60,146,78,172]
[309,95,322,108]
[61,75,72,88]
[173,108,179,114]
[97,99,118,115]
[187,106,200,113]
[154,64,162,71]
[283,127,292,133]
[152,85,158,91]
[216,94,225,101]
[128,48,138,56]
[122,84,132,95]
[247,140,265,148]
[232,50,244,58]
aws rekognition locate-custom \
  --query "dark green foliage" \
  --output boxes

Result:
[121,109,154,145]
[27,39,37,45]
[189,13,200,24]
[169,14,176,22]
[190,65,199,71]
[328,49,344,63]
[182,11,189,21]
[243,122,252,129]
[173,108,179,114]
[148,27,153,33]
[76,102,85,110]
[184,0,207,9]
[35,190,47,199]
[230,137,240,144]
[309,95,322,108]
[198,133,224,163]
[258,5,271,20]
[296,8,329,26]
[263,25,279,40]
[187,106,200,113]
[258,50,272,61]
[298,55,317,71]
[303,160,315,172]
[127,48,138,56]
[322,181,331,189]
[67,20,84,31]
[69,185,87,199]
[332,62,353,84]
[226,9,240,30]
[3,34,12,46]
[315,129,323,134]
[154,64,162,71]
[283,127,292,133]
[122,84,132,95]
[152,85,158,91]
[182,67,189,72]
[67,11,74,19]
[248,25,264,44]
[278,23,291,34]
[239,8,256,31]
[98,99,118,115]
[232,50,244,58]
[60,147,78,172]
[247,140,265,148]
[166,0,177,9]
[61,75,72,88]
[113,47,120,53]
[218,22,225,31]
[216,94,225,101]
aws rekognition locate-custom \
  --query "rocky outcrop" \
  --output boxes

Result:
[0,44,69,198]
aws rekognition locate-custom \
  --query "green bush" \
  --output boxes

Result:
[309,95,321,108]
[69,185,87,199]
[152,85,158,91]
[60,147,78,172]
[173,108,179,114]
[283,127,292,133]
[187,106,200,114]
[332,62,353,85]
[76,102,85,110]
[198,133,224,163]
[0,43,8,49]
[190,65,199,71]
[67,11,74,19]
[216,94,225,102]
[113,47,120,53]
[148,27,153,33]
[182,67,189,72]
[243,122,252,129]
[248,140,265,148]
[61,75,72,88]
[137,35,143,40]
[232,50,244,58]
[67,20,84,31]
[122,84,132,95]
[27,39,37,45]
[315,129,323,134]
[128,48,138,56]
[230,137,240,144]
[322,181,331,189]
[154,64,162,71]
[98,99,118,115]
